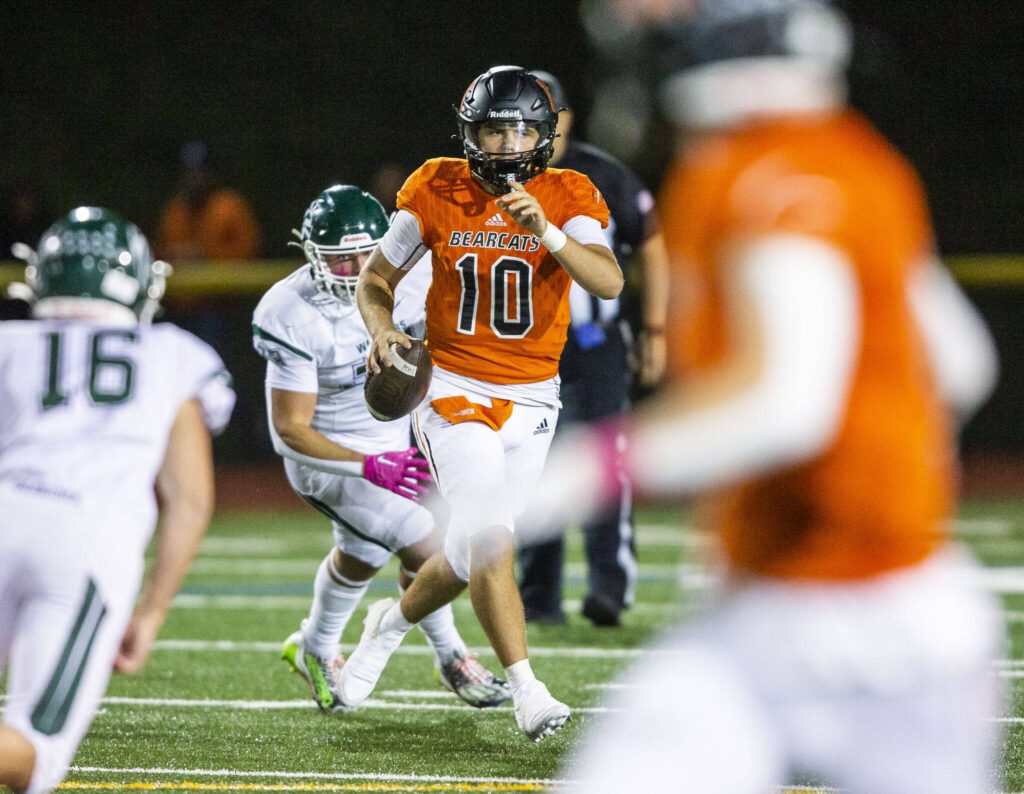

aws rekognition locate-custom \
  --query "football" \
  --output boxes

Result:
[364,339,433,422]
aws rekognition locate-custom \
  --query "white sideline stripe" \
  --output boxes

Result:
[154,639,648,658]
[81,695,614,714]
[69,766,570,786]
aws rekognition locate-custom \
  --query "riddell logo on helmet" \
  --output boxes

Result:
[341,233,372,244]
[488,109,521,119]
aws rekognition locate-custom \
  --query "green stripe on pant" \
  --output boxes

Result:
[31,577,108,736]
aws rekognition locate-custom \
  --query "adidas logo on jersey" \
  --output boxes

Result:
[484,213,507,227]
[533,418,550,435]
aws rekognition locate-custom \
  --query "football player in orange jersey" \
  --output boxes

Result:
[339,66,622,741]
[528,1,1005,790]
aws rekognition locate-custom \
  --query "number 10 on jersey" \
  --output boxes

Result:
[455,254,534,339]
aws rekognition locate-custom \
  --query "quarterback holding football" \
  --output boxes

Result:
[341,66,623,742]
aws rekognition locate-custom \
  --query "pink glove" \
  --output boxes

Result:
[363,447,433,502]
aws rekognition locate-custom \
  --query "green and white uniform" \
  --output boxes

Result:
[0,319,233,794]
[252,258,433,567]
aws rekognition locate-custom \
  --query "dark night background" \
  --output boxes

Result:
[3,1,1023,255]
[2,1,1023,462]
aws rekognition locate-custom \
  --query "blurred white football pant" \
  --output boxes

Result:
[0,484,142,794]
[412,382,557,582]
[566,547,1005,793]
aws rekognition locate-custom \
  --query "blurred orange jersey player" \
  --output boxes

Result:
[538,2,1004,792]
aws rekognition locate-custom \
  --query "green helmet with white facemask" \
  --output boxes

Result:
[292,185,389,303]
[13,207,168,324]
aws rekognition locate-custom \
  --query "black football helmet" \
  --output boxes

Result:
[457,66,560,193]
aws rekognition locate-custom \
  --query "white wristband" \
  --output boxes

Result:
[537,223,568,253]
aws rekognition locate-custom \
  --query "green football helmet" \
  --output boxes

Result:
[291,185,389,304]
[13,207,168,323]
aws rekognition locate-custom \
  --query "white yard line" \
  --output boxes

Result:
[174,595,312,609]
[200,537,298,556]
[955,518,1014,536]
[377,690,455,700]
[69,766,569,786]
[66,765,839,793]
[187,558,686,577]
[72,695,615,715]
[189,559,326,575]
[975,568,1024,594]
[171,594,680,614]
[153,639,649,658]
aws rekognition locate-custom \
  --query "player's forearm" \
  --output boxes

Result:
[551,239,623,299]
[137,498,211,623]
[142,400,215,623]
[639,233,670,330]
[356,269,398,336]
[275,422,363,464]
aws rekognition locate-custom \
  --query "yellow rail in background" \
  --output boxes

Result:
[0,260,299,298]
[0,255,1022,297]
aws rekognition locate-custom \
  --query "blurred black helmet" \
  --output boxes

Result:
[457,66,560,192]
[649,0,851,75]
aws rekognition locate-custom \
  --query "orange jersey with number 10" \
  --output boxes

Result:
[396,158,609,384]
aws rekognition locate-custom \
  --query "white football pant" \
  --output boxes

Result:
[567,547,1005,793]
[412,381,557,582]
[0,483,142,794]
[285,459,435,569]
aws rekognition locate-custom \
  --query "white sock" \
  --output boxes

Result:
[379,601,415,639]
[400,582,466,663]
[504,659,536,695]
[303,551,368,658]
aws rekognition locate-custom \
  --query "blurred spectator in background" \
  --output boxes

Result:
[0,178,52,259]
[369,161,409,215]
[156,142,261,262]
[531,0,1006,790]
[516,69,669,627]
